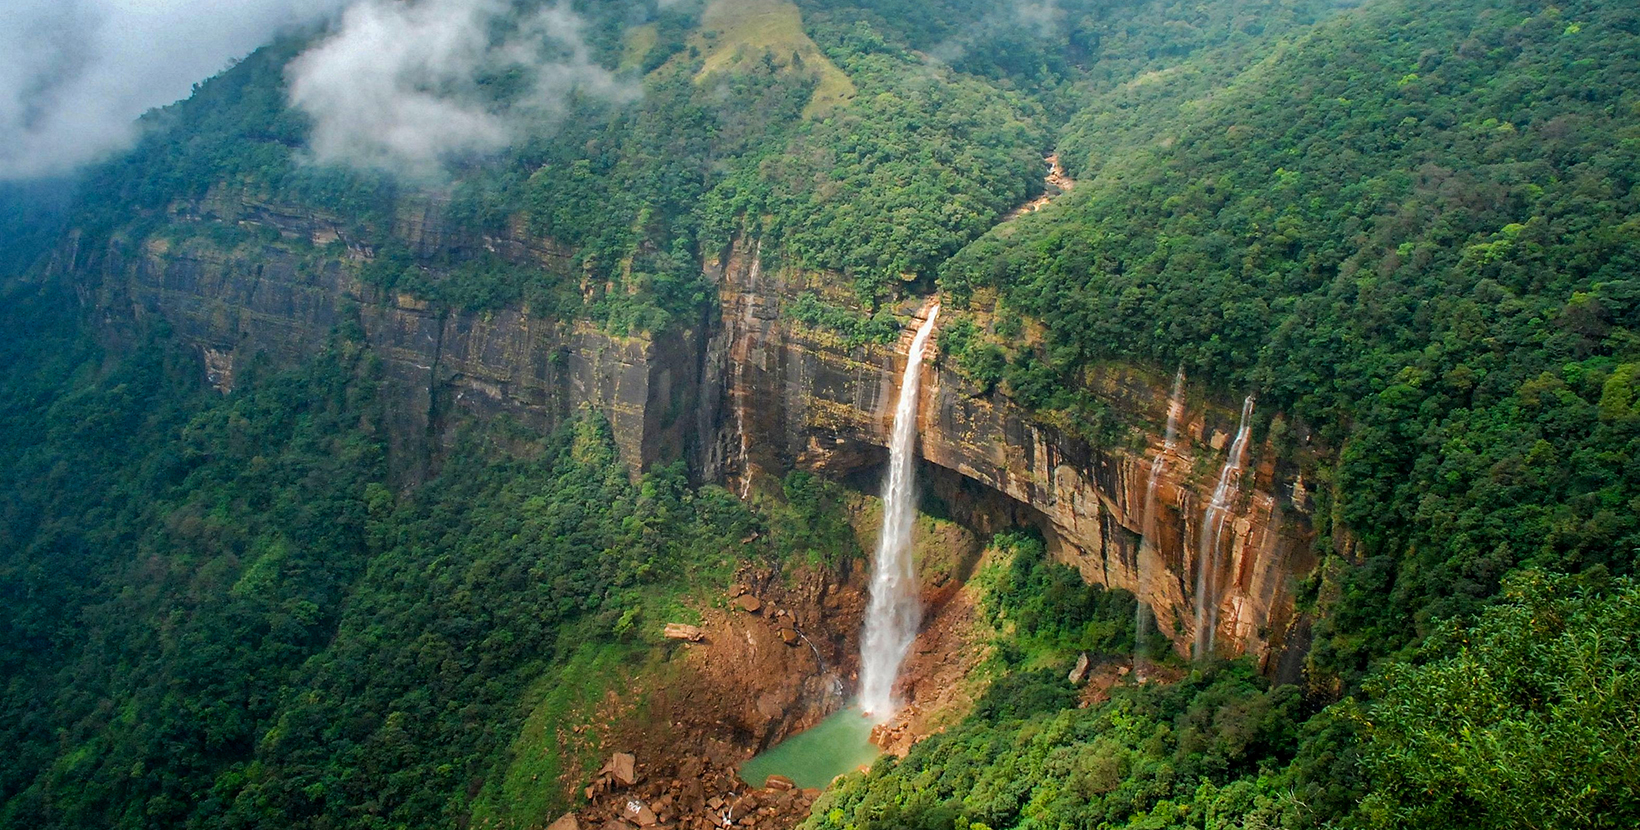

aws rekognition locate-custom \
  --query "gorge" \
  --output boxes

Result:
[8,0,1637,826]
[62,213,1319,672]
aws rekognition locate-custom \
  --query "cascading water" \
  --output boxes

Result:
[733,244,762,500]
[858,304,940,721]
[1192,396,1254,660]
[1135,368,1185,670]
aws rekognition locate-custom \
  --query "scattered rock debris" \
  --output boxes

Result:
[573,752,820,830]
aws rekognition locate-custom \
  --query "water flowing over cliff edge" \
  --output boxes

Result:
[61,211,1322,669]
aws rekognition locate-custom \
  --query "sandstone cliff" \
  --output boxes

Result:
[702,242,1320,669]
[62,194,1320,666]
[60,193,703,478]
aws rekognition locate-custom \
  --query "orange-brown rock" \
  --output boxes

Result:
[703,241,1321,669]
[607,753,637,786]
[74,180,1321,670]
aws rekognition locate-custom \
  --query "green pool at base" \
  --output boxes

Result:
[739,705,881,790]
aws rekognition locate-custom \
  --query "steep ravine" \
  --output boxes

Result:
[58,199,1332,825]
[532,503,989,830]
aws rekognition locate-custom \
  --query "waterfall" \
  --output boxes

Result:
[1135,368,1185,670]
[859,304,940,721]
[1193,396,1254,660]
[733,243,761,499]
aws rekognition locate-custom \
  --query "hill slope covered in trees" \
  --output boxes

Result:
[2,0,1638,828]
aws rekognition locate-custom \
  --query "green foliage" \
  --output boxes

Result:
[767,471,865,564]
[787,292,903,346]
[808,566,1640,830]
[803,662,1310,830]
[6,0,1640,826]
[987,531,1142,661]
[0,282,866,828]
[941,0,1640,676]
[204,420,707,829]
[0,292,385,829]
[705,18,1047,304]
[1353,570,1640,828]
[935,316,1006,393]
[0,179,74,278]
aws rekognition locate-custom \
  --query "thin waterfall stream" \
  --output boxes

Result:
[1136,368,1185,673]
[858,304,940,721]
[1193,396,1254,659]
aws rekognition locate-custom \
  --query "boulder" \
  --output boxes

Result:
[1068,652,1091,686]
[763,774,796,791]
[608,752,638,786]
[777,627,799,646]
[622,799,657,827]
[664,623,704,642]
[547,814,581,830]
[734,595,762,613]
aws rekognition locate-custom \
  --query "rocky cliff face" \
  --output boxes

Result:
[62,193,703,478]
[703,242,1320,669]
[65,196,1318,665]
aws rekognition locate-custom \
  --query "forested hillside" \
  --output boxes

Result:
[3,0,1638,828]
[941,0,1640,676]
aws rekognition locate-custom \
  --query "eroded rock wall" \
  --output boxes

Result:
[704,243,1319,667]
[63,194,700,478]
[67,196,1318,665]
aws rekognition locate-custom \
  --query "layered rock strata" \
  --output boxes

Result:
[62,194,702,478]
[702,243,1319,667]
[64,190,1319,664]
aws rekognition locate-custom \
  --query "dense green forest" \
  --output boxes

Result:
[4,0,1639,827]
[0,274,858,827]
[940,0,1640,679]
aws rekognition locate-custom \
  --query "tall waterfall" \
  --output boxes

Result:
[1136,368,1185,669]
[733,243,762,499]
[1192,396,1254,660]
[859,304,940,721]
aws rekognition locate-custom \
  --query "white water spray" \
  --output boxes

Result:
[733,244,761,499]
[1136,368,1185,668]
[859,304,940,721]
[1193,396,1254,660]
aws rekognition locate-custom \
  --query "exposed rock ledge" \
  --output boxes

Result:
[62,187,1321,666]
[704,242,1321,669]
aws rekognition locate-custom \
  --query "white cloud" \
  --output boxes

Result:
[286,0,634,177]
[0,0,634,182]
[0,0,349,180]
[925,0,1066,68]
